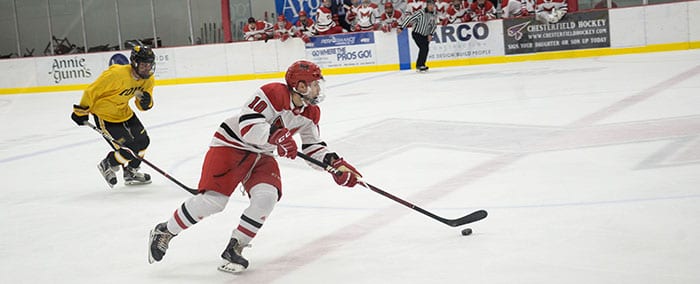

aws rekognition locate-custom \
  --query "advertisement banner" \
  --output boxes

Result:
[407,21,505,63]
[35,54,105,86]
[305,32,377,68]
[503,10,611,55]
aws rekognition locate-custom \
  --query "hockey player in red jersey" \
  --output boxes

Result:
[243,17,273,41]
[147,60,362,274]
[273,15,296,42]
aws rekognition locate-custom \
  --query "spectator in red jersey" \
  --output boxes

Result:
[444,0,471,25]
[316,0,344,35]
[352,0,380,32]
[435,0,451,25]
[273,15,296,42]
[501,0,531,18]
[295,11,315,43]
[535,0,568,23]
[344,0,361,29]
[380,2,403,32]
[243,17,273,41]
[470,0,497,22]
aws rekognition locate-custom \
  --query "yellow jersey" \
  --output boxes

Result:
[79,64,155,123]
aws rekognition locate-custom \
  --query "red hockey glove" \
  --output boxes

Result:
[268,128,297,159]
[331,158,362,188]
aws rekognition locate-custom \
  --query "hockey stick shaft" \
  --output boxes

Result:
[296,153,487,227]
[83,121,198,195]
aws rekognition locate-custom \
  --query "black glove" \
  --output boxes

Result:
[137,91,152,110]
[71,104,89,126]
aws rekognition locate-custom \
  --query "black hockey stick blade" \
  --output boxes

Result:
[441,209,488,227]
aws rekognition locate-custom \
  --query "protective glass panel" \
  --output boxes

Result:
[0,1,19,58]
[154,0,191,47]
[190,0,223,44]
[230,0,253,41]
[48,0,85,54]
[83,0,120,52]
[117,0,157,49]
[16,0,51,57]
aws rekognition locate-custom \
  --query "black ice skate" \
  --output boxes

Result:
[218,238,250,273]
[124,166,151,185]
[148,222,176,264]
[97,157,119,188]
[417,66,429,73]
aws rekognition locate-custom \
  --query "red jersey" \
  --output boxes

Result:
[211,83,332,164]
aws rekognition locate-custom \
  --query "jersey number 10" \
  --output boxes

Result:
[248,96,268,113]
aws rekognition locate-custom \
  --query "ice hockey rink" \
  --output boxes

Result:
[1,49,699,283]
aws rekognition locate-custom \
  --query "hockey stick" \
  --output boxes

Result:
[83,121,198,195]
[297,153,487,227]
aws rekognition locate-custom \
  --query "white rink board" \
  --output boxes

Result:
[0,2,698,90]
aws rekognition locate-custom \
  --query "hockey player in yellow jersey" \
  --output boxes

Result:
[71,45,156,188]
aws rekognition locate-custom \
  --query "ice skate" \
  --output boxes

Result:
[124,166,151,185]
[218,238,250,274]
[97,157,119,188]
[417,66,429,73]
[148,222,176,264]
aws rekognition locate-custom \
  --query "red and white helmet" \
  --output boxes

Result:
[285,60,325,104]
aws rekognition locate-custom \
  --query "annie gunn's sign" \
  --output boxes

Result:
[47,57,93,84]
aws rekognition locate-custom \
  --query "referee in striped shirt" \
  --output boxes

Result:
[397,0,438,72]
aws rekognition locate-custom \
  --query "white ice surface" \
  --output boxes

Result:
[1,50,699,283]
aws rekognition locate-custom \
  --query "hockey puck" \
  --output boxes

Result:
[461,228,472,236]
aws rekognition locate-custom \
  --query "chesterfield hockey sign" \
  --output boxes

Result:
[503,10,611,55]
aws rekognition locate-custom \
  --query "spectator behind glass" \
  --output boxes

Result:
[243,17,273,41]
[405,0,426,19]
[353,0,379,32]
[380,2,403,33]
[273,15,296,42]
[502,0,536,18]
[444,0,471,25]
[331,0,354,32]
[535,0,568,24]
[316,0,345,35]
[470,0,497,22]
[344,0,361,30]
[294,11,315,43]
[435,0,451,26]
